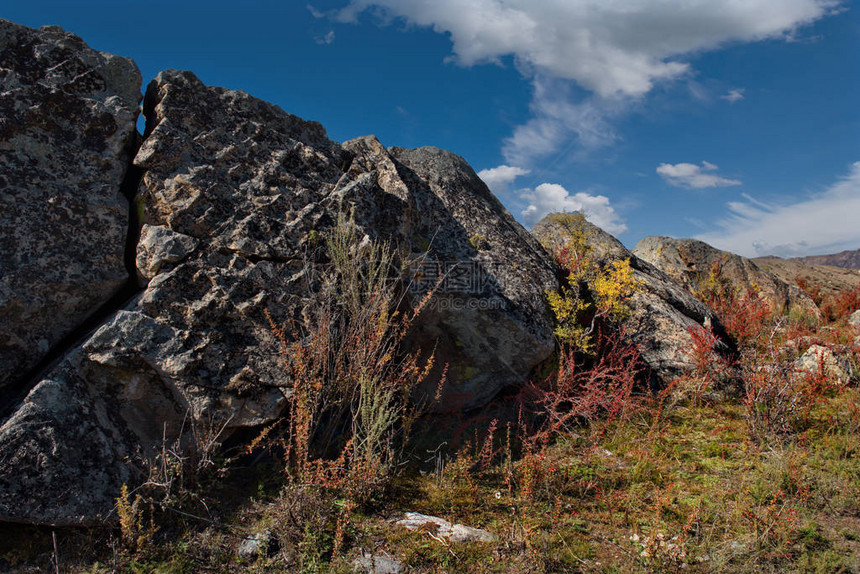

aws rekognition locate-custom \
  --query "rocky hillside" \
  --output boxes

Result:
[634,236,820,319]
[753,256,860,298]
[0,18,831,532]
[5,18,860,574]
[794,248,860,270]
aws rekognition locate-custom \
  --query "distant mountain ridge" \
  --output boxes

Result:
[794,248,860,270]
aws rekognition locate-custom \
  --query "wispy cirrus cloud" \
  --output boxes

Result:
[721,88,746,103]
[657,161,742,189]
[314,30,336,44]
[307,4,327,18]
[698,161,860,257]
[501,76,624,166]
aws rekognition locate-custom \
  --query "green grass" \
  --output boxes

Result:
[4,388,860,572]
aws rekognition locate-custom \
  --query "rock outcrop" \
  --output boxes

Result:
[381,144,558,407]
[129,69,556,415]
[0,20,141,397]
[634,236,820,319]
[532,215,734,385]
[753,256,860,300]
[795,344,857,386]
[0,57,557,524]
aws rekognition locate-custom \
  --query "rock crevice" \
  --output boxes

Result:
[1,19,784,529]
[0,19,144,419]
[0,54,558,525]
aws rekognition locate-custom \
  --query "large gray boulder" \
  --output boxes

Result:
[381,144,558,408]
[532,214,733,385]
[0,69,557,524]
[634,236,820,320]
[129,69,556,414]
[0,20,141,396]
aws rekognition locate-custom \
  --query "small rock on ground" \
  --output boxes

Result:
[353,553,405,574]
[237,529,272,560]
[397,512,496,543]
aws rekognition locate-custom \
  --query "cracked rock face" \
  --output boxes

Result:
[634,236,821,320]
[124,69,557,415]
[0,67,557,525]
[0,19,141,395]
[385,145,558,408]
[0,346,138,526]
[135,224,200,281]
[532,216,734,384]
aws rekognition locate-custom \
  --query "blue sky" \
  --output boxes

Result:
[5,1,858,257]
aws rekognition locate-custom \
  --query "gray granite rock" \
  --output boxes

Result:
[127,70,557,413]
[634,236,821,320]
[385,145,558,408]
[237,530,272,560]
[532,215,735,385]
[848,309,860,331]
[0,20,141,395]
[0,346,138,526]
[795,344,857,386]
[135,224,200,281]
[397,512,496,543]
[353,553,405,574]
[0,68,558,524]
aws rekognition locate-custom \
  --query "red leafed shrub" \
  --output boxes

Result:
[821,284,860,322]
[795,276,824,307]
[796,276,860,322]
[694,261,772,349]
[674,324,733,403]
[688,325,722,377]
[525,329,644,441]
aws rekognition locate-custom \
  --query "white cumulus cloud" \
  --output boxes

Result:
[478,165,625,236]
[477,165,530,191]
[520,183,627,235]
[697,162,860,257]
[338,0,837,163]
[340,0,835,98]
[657,161,742,189]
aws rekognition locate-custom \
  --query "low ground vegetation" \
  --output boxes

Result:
[3,220,860,573]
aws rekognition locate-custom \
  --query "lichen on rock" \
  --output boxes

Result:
[0,19,141,395]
